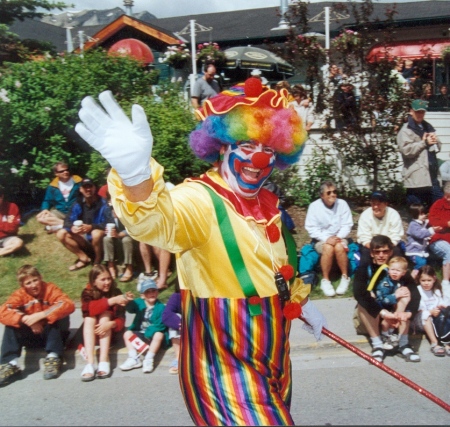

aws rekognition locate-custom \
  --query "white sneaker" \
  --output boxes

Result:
[119,357,142,371]
[142,358,154,373]
[336,275,350,295]
[320,279,336,297]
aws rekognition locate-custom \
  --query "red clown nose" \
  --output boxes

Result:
[252,152,271,169]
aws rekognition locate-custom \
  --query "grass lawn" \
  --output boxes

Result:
[0,216,177,305]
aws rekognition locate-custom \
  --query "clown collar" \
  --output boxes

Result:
[189,168,280,224]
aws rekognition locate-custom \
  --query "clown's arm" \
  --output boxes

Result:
[75,91,153,202]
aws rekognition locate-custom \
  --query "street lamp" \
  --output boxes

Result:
[177,20,213,96]
[271,0,290,31]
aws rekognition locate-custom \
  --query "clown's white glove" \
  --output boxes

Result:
[75,90,152,187]
[301,300,328,341]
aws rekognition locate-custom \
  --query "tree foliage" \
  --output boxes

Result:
[0,49,160,206]
[281,0,412,194]
[0,0,69,25]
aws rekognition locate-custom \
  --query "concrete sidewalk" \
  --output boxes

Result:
[0,297,375,367]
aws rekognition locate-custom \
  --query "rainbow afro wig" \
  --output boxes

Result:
[189,78,307,170]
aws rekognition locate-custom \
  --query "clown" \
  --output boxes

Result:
[75,78,327,426]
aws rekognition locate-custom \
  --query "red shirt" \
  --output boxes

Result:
[0,201,20,239]
[429,197,450,244]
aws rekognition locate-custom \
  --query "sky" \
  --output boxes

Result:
[63,0,422,19]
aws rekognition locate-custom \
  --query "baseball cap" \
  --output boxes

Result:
[370,191,388,202]
[80,178,95,187]
[411,99,428,111]
[138,278,158,293]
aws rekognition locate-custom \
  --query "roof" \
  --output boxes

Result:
[9,1,450,54]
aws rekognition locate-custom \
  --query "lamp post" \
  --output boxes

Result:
[177,20,213,96]
[271,0,290,31]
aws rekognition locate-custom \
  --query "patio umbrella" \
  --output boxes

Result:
[223,46,295,77]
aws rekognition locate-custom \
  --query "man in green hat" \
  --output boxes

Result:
[397,99,442,209]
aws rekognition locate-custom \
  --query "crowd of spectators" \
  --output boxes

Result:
[1,68,450,388]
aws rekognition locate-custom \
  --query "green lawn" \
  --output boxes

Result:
[0,216,176,305]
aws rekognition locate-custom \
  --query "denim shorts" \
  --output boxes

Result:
[430,240,450,264]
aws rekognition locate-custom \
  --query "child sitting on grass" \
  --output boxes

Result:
[120,278,168,373]
[405,203,441,278]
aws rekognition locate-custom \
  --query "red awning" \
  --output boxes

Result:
[367,39,450,62]
[108,38,154,65]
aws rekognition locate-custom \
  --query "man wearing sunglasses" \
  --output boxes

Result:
[305,181,353,297]
[36,161,82,233]
[353,235,421,363]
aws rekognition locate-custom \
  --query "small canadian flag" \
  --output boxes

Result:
[78,344,88,361]
[129,333,149,356]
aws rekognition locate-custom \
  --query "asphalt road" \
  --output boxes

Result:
[1,298,449,426]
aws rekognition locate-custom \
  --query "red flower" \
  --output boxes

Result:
[266,223,280,243]
[279,265,294,282]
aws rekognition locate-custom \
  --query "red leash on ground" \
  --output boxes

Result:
[301,320,450,413]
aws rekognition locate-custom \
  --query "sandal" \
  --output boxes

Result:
[119,274,133,283]
[430,344,446,357]
[397,345,421,362]
[69,258,91,272]
[97,361,110,379]
[371,347,385,363]
[81,363,96,382]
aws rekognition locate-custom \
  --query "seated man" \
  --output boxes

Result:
[0,185,23,257]
[353,235,421,363]
[103,201,135,282]
[36,161,82,233]
[0,265,75,386]
[305,181,353,297]
[356,191,405,266]
[56,178,108,271]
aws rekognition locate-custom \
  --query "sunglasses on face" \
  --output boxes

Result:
[325,190,337,195]
[55,168,69,174]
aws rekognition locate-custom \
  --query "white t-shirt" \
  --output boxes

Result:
[58,178,74,202]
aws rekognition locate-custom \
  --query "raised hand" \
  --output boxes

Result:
[75,91,153,186]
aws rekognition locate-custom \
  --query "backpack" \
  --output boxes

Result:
[432,307,450,344]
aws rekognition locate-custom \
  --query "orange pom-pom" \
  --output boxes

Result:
[279,265,294,281]
[244,77,263,98]
[266,223,280,243]
[283,302,302,320]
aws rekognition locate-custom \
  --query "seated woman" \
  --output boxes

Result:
[80,264,133,381]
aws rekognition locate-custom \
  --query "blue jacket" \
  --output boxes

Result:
[126,298,169,345]
[64,196,109,233]
[40,175,83,213]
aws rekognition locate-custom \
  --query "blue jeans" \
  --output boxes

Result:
[429,240,450,265]
[0,317,70,363]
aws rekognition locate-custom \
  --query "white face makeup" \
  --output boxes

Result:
[219,141,276,198]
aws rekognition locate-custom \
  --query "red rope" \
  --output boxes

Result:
[317,325,450,413]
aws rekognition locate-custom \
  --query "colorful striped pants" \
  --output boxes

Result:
[179,290,295,426]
